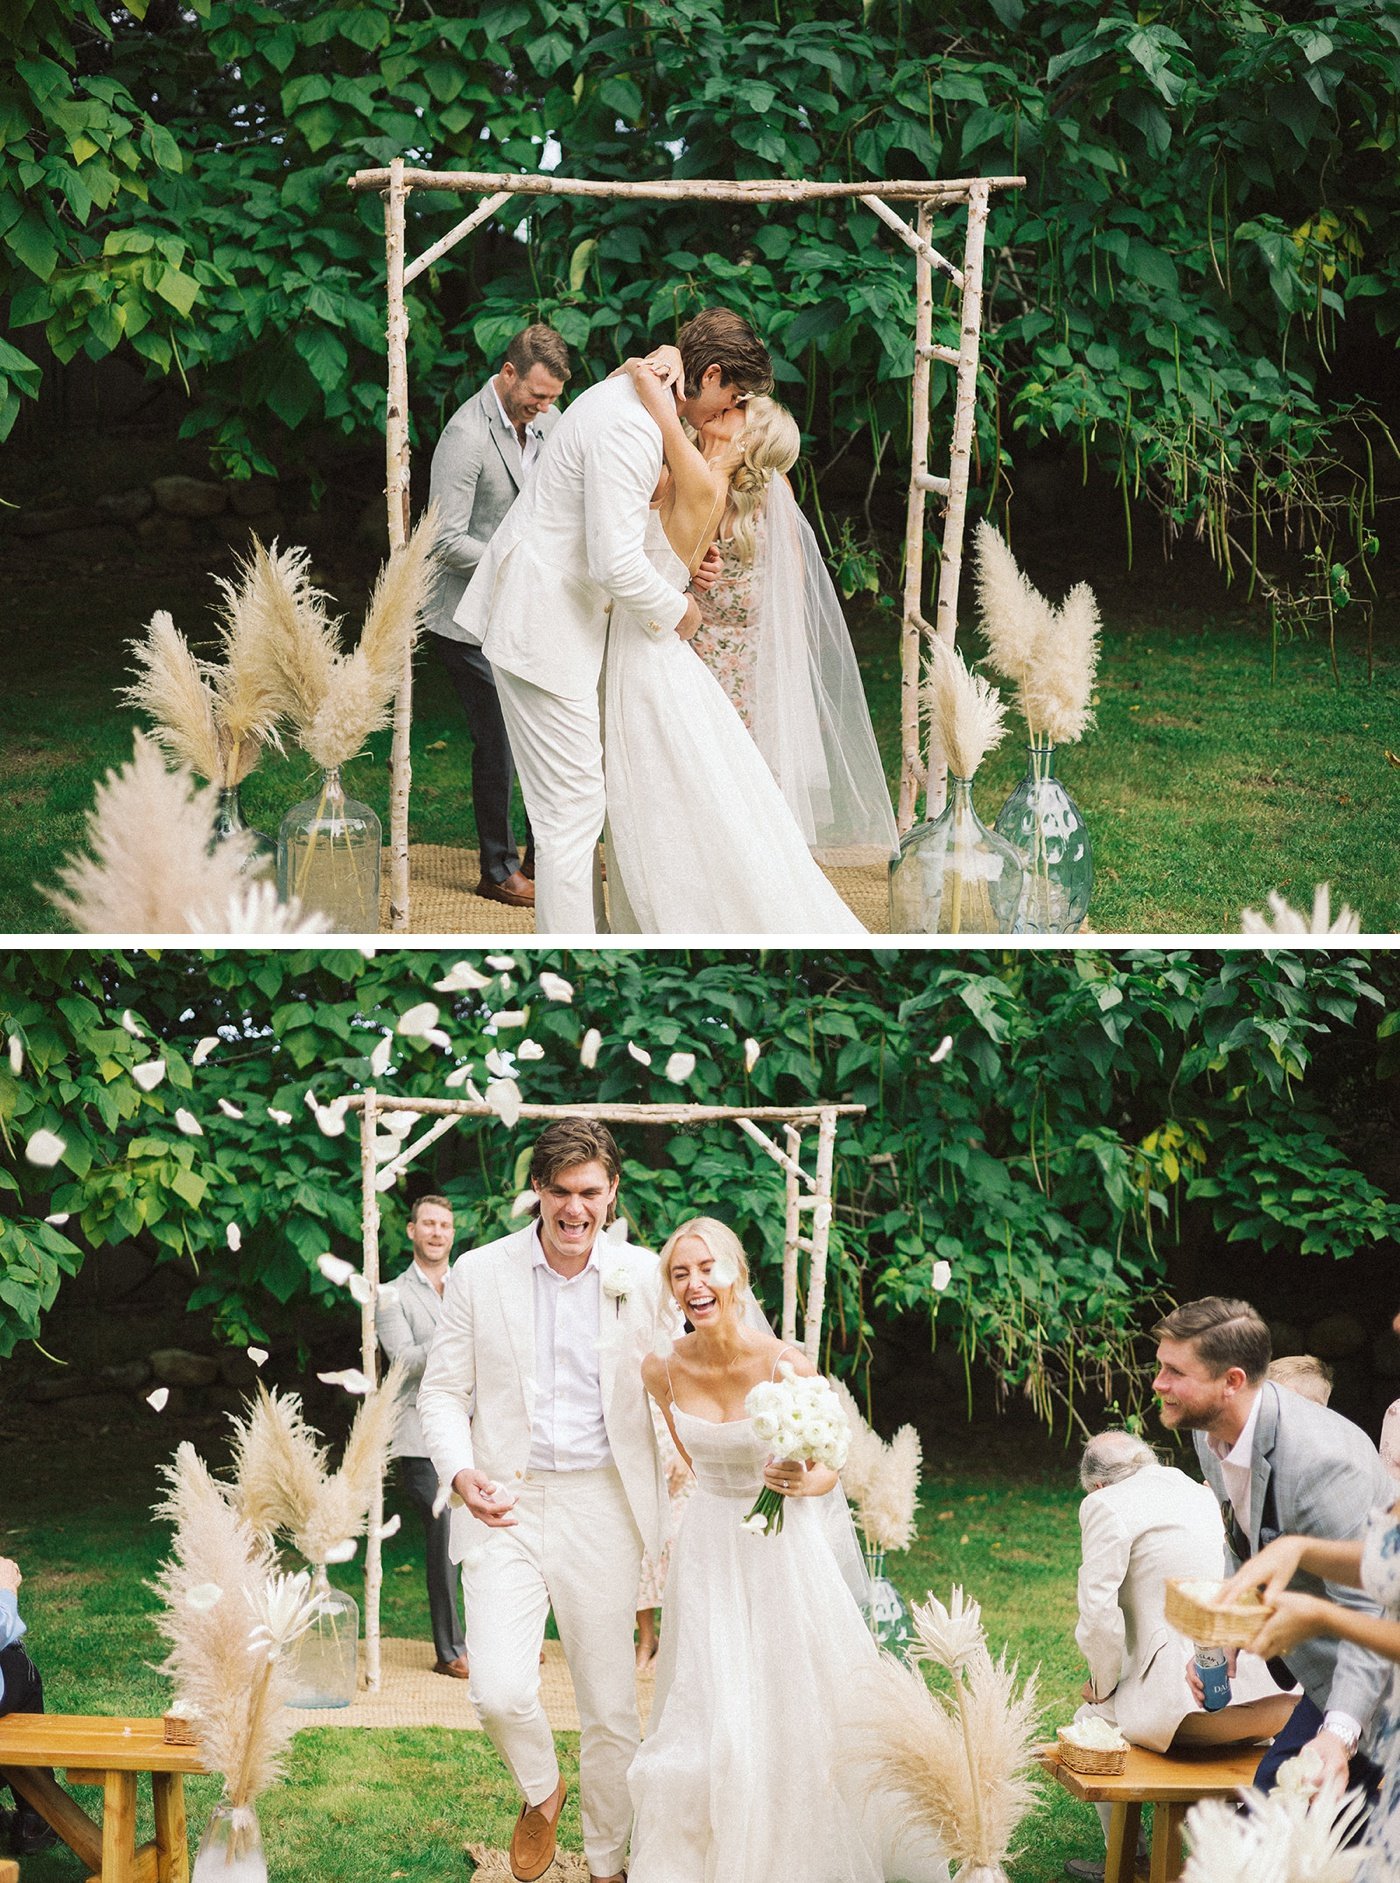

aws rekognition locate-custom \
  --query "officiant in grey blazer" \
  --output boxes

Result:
[427,323,570,909]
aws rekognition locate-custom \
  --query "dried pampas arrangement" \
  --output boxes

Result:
[974,522,1101,748]
[1182,1779,1371,1883]
[922,634,1010,784]
[833,1380,922,1554]
[228,1377,404,1567]
[855,1586,1041,1883]
[151,1442,321,1842]
[43,733,322,935]
[1240,885,1362,935]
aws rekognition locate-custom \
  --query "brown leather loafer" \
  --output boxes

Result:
[477,870,535,907]
[510,1778,567,1881]
[432,1654,470,1679]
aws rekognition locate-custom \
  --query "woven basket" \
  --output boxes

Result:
[1164,1578,1271,1648]
[162,1713,200,1747]
[1056,1727,1128,1776]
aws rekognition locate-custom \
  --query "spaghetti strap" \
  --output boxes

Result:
[664,1350,676,1403]
[770,1344,797,1381]
[682,484,726,576]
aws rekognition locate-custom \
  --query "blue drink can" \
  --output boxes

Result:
[1195,1643,1231,1711]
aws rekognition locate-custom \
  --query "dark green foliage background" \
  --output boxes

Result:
[2,948,1397,1421]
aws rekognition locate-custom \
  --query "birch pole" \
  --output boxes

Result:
[934,179,991,662]
[803,1110,838,1362]
[898,200,935,833]
[384,158,413,932]
[358,1090,385,1692]
[781,1124,803,1347]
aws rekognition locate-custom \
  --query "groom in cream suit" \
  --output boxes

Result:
[417,1120,665,1883]
[454,307,773,933]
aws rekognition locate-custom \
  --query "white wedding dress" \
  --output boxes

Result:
[602,514,867,936]
[627,1406,950,1883]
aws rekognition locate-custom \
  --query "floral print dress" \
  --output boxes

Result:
[1358,1498,1400,1882]
[691,535,758,729]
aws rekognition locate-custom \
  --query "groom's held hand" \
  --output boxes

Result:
[674,593,703,642]
[454,1467,520,1527]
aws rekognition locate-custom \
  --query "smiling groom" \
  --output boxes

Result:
[417,1119,665,1883]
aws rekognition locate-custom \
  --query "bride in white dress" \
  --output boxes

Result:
[628,1218,950,1883]
[602,358,868,936]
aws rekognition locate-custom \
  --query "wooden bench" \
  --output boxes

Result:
[0,1859,17,1883]
[1040,1740,1264,1883]
[0,1714,204,1883]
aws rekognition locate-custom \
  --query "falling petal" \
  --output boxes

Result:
[431,1483,453,1519]
[45,1210,70,1225]
[191,1036,219,1066]
[303,1088,319,1111]
[120,1009,143,1037]
[226,1222,242,1252]
[370,1034,393,1077]
[664,1051,696,1082]
[510,1191,537,1218]
[744,1038,761,1073]
[186,1582,223,1611]
[580,1028,602,1069]
[374,1168,399,1192]
[485,955,515,972]
[423,1027,452,1049]
[484,1047,510,1078]
[175,1108,203,1136]
[247,1347,268,1367]
[382,1110,417,1136]
[485,1078,523,1128]
[146,1386,170,1412]
[132,1058,167,1091]
[268,1107,292,1125]
[397,1001,440,1038]
[324,1538,359,1564]
[434,961,491,993]
[378,1282,400,1305]
[317,1368,373,1394]
[492,1009,527,1029]
[25,1128,65,1168]
[813,1199,833,1229]
[347,1273,372,1305]
[932,1259,952,1293]
[7,1034,22,1076]
[464,1078,483,1102]
[444,1064,473,1089]
[539,972,573,1003]
[314,1104,347,1138]
[217,1098,244,1120]
[517,1040,545,1061]
[317,1252,356,1288]
[710,1252,739,1289]
[929,1035,954,1065]
[628,1042,652,1067]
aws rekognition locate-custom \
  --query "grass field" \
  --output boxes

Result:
[4,1417,1114,1882]
[1,537,1394,936]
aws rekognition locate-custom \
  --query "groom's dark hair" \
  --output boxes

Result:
[677,307,773,398]
[530,1118,621,1222]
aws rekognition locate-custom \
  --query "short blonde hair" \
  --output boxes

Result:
[658,1216,751,1302]
[728,396,801,566]
[1268,1354,1334,1406]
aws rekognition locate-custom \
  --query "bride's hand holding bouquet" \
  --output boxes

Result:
[742,1363,851,1536]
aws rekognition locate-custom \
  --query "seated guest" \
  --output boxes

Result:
[0,1555,57,1854]
[1268,1353,1334,1406]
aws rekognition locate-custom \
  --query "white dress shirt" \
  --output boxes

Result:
[529,1229,612,1472]
[491,379,546,475]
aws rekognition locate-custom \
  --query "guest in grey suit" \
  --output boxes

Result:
[428,322,570,908]
[376,1193,469,1677]
[1153,1295,1388,1799]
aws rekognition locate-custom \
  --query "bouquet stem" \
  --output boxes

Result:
[743,1485,787,1536]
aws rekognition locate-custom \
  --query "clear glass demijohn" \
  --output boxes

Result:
[276,767,381,933]
[888,773,1023,935]
[285,1565,359,1709]
[993,743,1092,934]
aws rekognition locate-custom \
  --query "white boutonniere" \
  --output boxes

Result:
[601,1262,631,1317]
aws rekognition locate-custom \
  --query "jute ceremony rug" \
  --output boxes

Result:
[376,846,891,934]
[290,1638,656,1734]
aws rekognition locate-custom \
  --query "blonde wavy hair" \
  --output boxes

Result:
[726,396,800,567]
[658,1216,752,1305]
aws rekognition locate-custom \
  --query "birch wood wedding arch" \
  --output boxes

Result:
[344,1089,865,1689]
[347,163,1025,930]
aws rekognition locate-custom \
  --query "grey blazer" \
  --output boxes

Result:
[375,1260,448,1459]
[1193,1381,1391,1733]
[428,379,560,643]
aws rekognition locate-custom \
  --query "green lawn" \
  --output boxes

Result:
[4,1418,1111,1882]
[2,551,1394,935]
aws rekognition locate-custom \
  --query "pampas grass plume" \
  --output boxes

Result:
[974,520,1050,686]
[121,611,224,782]
[923,634,1009,781]
[1182,1784,1370,1883]
[975,525,1101,746]
[1240,886,1361,935]
[832,1380,921,1553]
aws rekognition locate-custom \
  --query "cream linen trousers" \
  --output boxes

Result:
[463,1462,643,1875]
[493,667,608,935]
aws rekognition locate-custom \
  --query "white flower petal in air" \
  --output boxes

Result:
[303,1088,319,1112]
[492,1009,527,1029]
[382,1110,417,1137]
[932,1259,952,1293]
[7,1034,22,1076]
[317,1253,356,1288]
[486,1078,523,1129]
[25,1128,65,1168]
[484,1047,510,1078]
[444,1064,473,1089]
[247,1347,268,1368]
[464,1079,483,1102]
[317,1368,373,1395]
[374,1168,399,1192]
[268,1107,292,1126]
[376,1513,402,1542]
[217,1099,244,1120]
[744,1038,761,1073]
[226,1223,242,1252]
[517,1040,545,1062]
[347,1273,372,1306]
[709,1252,739,1290]
[146,1387,170,1412]
[431,1483,453,1519]
[120,1009,143,1037]
[186,1582,223,1611]
[132,1058,167,1091]
[510,1191,538,1218]
[627,1041,652,1066]
[434,961,491,993]
[539,972,573,1003]
[397,1001,440,1038]
[379,1282,399,1306]
[580,1028,602,1069]
[314,1104,347,1138]
[665,1052,696,1082]
[191,1036,219,1065]
[174,1108,203,1136]
[929,1035,954,1065]
[324,1538,359,1564]
[423,1028,452,1049]
[45,1211,70,1225]
[813,1199,833,1230]
[370,1034,393,1077]
[485,955,515,972]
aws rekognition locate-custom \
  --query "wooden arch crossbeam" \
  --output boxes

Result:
[343,1089,865,1689]
[347,162,1026,929]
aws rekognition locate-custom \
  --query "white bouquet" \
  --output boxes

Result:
[742,1362,851,1537]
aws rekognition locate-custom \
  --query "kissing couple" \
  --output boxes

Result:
[455,308,898,937]
[417,1118,949,1883]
